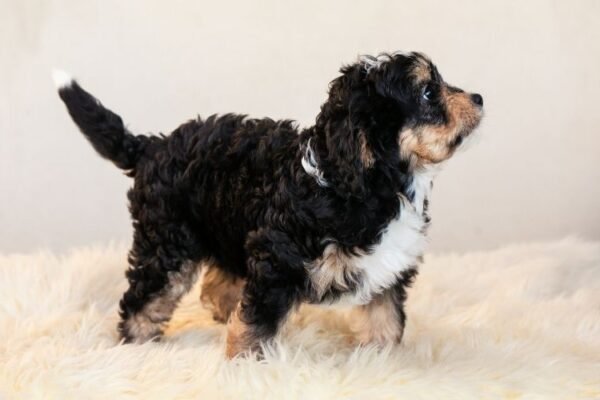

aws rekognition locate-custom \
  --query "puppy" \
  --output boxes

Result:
[54,51,483,358]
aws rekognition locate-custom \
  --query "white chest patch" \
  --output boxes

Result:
[308,168,437,306]
[350,198,428,303]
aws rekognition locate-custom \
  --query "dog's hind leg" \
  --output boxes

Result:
[200,264,245,324]
[117,222,204,343]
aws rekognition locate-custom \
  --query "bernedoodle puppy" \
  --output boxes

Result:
[54,51,483,358]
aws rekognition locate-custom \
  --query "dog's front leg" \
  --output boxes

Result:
[350,268,417,345]
[225,229,303,359]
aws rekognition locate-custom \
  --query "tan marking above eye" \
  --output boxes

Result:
[410,63,432,84]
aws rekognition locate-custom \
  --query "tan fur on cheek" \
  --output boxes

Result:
[398,129,419,162]
[399,127,453,165]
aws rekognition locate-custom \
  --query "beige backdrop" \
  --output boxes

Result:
[1,0,599,253]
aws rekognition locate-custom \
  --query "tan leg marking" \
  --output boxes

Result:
[124,261,199,342]
[225,302,258,359]
[351,290,404,345]
[200,266,245,323]
[307,244,361,301]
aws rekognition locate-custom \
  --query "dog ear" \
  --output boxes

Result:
[313,66,373,199]
[359,53,413,108]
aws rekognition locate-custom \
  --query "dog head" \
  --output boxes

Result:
[311,51,483,198]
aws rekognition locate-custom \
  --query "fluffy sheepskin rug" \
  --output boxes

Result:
[1,238,599,399]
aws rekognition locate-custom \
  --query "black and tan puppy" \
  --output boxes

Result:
[54,51,483,358]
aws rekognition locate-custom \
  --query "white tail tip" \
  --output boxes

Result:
[52,69,73,89]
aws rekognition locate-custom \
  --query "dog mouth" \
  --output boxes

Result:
[450,134,465,148]
[451,111,483,149]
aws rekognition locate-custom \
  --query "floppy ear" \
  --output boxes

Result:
[313,66,373,199]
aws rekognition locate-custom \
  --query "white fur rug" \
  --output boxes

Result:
[1,238,599,399]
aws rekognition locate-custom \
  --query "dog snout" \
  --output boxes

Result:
[471,93,483,107]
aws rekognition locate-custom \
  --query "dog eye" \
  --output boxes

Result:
[422,85,434,102]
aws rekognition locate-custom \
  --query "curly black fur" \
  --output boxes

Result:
[56,51,483,352]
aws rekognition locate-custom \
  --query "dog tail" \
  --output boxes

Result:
[53,69,147,171]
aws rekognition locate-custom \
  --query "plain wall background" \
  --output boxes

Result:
[1,0,599,254]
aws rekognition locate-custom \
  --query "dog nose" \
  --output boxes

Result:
[471,93,483,107]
